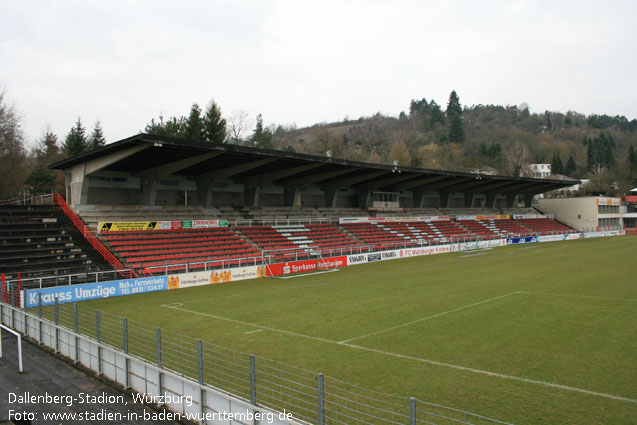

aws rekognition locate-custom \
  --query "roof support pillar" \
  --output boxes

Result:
[325,188,337,208]
[524,192,535,208]
[244,184,259,207]
[412,189,425,208]
[196,180,213,207]
[283,186,299,207]
[486,192,497,209]
[464,192,474,208]
[141,177,158,206]
[358,190,371,210]
[69,164,89,206]
[439,189,450,208]
[506,192,518,208]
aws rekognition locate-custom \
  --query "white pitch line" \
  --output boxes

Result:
[244,329,263,335]
[339,342,637,404]
[519,291,637,302]
[160,302,637,404]
[339,292,520,344]
[162,304,336,344]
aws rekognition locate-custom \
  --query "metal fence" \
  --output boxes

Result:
[29,299,513,425]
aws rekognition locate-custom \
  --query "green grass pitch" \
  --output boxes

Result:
[80,236,637,425]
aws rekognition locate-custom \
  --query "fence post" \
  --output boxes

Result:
[197,340,204,384]
[38,293,42,343]
[96,310,102,374]
[54,297,59,353]
[123,318,128,354]
[410,397,416,425]
[124,318,130,388]
[157,328,163,397]
[74,303,79,363]
[250,354,256,405]
[317,373,324,425]
[156,328,162,367]
[197,339,206,420]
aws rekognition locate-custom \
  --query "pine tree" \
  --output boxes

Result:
[203,100,227,143]
[429,100,445,127]
[446,90,464,143]
[628,145,637,183]
[551,151,564,174]
[251,114,274,149]
[87,120,106,150]
[184,103,205,141]
[63,117,88,156]
[26,164,56,195]
[565,154,577,176]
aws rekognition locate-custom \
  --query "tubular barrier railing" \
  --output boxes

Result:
[16,299,513,425]
[51,193,137,278]
[235,217,335,227]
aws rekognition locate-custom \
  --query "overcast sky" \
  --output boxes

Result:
[1,0,636,146]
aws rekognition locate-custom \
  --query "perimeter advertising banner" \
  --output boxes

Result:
[181,219,229,229]
[459,239,507,250]
[99,220,229,233]
[98,221,164,232]
[507,236,539,245]
[456,215,510,220]
[25,276,168,307]
[167,265,264,289]
[538,234,566,242]
[346,243,462,266]
[266,259,318,276]
[339,216,450,224]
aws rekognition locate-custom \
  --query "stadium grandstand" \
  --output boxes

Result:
[0,133,577,290]
[4,133,579,282]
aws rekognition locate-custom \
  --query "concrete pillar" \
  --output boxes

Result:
[69,164,89,206]
[486,192,496,209]
[196,180,212,207]
[439,190,450,208]
[358,190,371,210]
[244,184,259,207]
[283,186,299,207]
[412,189,425,208]
[506,193,517,208]
[141,178,158,205]
[324,188,337,208]
[524,193,534,208]
[463,192,474,208]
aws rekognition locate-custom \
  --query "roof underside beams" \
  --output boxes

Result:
[52,134,575,200]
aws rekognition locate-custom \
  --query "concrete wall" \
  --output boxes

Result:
[538,197,622,231]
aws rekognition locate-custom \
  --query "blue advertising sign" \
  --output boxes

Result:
[507,236,538,245]
[25,276,168,308]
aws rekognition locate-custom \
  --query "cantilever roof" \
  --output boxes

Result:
[50,133,573,196]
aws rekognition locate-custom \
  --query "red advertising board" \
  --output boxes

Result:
[266,259,318,276]
[320,256,347,269]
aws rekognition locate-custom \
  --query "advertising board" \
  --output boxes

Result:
[265,259,318,276]
[98,221,162,232]
[347,253,368,265]
[182,219,229,229]
[167,265,264,289]
[507,236,539,245]
[25,276,168,307]
[538,234,565,242]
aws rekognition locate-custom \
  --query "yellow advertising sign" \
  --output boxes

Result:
[98,221,159,232]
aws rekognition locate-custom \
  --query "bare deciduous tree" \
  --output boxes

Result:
[227,110,252,145]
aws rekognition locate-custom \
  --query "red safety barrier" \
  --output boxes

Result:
[52,193,137,278]
[1,273,6,303]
